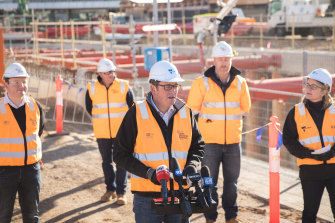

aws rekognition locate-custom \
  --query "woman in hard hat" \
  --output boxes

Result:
[283,68,335,223]
[0,62,45,222]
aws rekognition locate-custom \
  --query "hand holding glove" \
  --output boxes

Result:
[182,165,197,186]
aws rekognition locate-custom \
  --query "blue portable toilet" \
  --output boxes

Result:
[144,47,170,71]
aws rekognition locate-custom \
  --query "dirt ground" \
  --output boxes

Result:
[10,122,328,223]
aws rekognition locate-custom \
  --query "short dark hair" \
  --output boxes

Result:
[149,79,160,86]
[3,78,10,84]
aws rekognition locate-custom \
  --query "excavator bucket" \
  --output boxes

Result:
[217,15,237,35]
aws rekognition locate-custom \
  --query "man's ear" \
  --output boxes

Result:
[150,84,156,93]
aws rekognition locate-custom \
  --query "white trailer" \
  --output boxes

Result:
[267,0,335,37]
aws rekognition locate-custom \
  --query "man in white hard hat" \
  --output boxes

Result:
[85,58,134,204]
[187,41,251,223]
[113,60,205,223]
[0,62,44,223]
[283,68,335,222]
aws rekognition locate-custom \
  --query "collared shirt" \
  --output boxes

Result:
[4,94,28,109]
[149,95,175,126]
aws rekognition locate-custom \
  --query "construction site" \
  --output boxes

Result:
[1,0,335,222]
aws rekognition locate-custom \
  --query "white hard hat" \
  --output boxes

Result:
[149,60,184,83]
[212,41,234,58]
[307,68,332,91]
[97,58,116,73]
[3,62,29,79]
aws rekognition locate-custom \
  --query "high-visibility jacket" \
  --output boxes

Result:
[87,78,129,138]
[188,75,251,144]
[131,101,192,192]
[0,96,42,166]
[294,102,335,166]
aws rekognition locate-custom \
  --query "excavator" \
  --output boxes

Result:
[196,0,239,70]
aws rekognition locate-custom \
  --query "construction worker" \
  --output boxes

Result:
[85,58,134,204]
[0,62,44,223]
[187,41,251,223]
[113,60,205,223]
[283,68,335,223]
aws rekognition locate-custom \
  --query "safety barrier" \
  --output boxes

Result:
[268,116,281,223]
[56,75,63,133]
[27,72,92,126]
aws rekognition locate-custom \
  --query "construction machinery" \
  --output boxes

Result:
[267,0,335,37]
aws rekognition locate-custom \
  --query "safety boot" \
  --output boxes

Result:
[206,220,216,223]
[100,190,116,202]
[116,194,127,205]
[226,217,239,223]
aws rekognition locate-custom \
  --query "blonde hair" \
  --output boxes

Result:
[322,83,333,108]
[302,83,334,109]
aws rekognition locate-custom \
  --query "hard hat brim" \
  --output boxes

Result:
[156,76,185,83]
[4,74,30,79]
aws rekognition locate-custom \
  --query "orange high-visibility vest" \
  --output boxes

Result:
[188,75,251,144]
[131,101,192,193]
[87,78,129,138]
[294,102,335,166]
[0,96,42,166]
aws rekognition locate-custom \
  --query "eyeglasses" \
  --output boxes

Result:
[157,84,180,91]
[304,83,324,90]
[8,81,28,87]
[100,71,115,75]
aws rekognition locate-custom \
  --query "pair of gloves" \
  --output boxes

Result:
[146,166,195,185]
[310,144,335,161]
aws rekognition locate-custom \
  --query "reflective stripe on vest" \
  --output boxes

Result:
[92,112,127,119]
[202,102,240,109]
[0,99,6,114]
[0,97,42,166]
[93,102,127,109]
[198,75,245,144]
[87,79,129,138]
[199,113,242,121]
[202,76,209,91]
[0,134,37,144]
[131,101,192,192]
[133,150,188,162]
[0,146,41,158]
[295,102,335,166]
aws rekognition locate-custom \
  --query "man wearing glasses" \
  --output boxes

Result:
[187,41,251,223]
[0,62,44,223]
[113,60,205,223]
[85,58,134,204]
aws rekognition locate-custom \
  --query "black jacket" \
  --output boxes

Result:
[113,92,205,197]
[85,76,135,115]
[283,100,335,180]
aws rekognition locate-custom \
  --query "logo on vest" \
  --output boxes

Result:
[3,120,10,125]
[301,126,311,132]
[177,130,188,140]
[331,125,335,129]
[30,118,37,126]
[146,132,154,138]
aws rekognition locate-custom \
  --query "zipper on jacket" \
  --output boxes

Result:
[224,92,227,145]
